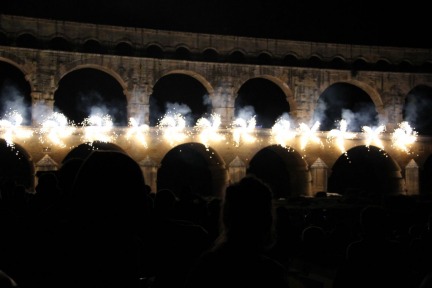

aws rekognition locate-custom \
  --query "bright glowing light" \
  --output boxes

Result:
[194,113,225,147]
[297,121,322,150]
[126,117,150,148]
[81,114,116,143]
[362,124,386,149]
[391,121,417,153]
[327,119,357,153]
[231,116,256,147]
[271,116,296,148]
[0,110,33,147]
[157,112,189,146]
[39,112,75,148]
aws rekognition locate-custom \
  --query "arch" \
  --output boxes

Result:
[248,145,311,198]
[49,36,72,51]
[328,55,348,69]
[161,69,214,95]
[16,33,39,49]
[403,84,432,135]
[397,59,414,72]
[202,48,219,62]
[234,77,292,128]
[324,79,384,116]
[306,55,324,68]
[420,60,432,73]
[157,142,228,198]
[55,63,129,101]
[115,41,133,56]
[283,53,300,66]
[256,52,273,65]
[315,81,381,132]
[54,67,128,126]
[0,138,35,190]
[149,72,212,126]
[62,141,127,163]
[0,61,32,125]
[174,45,191,60]
[235,75,296,123]
[352,57,369,71]
[375,58,393,71]
[82,39,105,54]
[146,43,164,58]
[228,50,246,63]
[328,145,404,197]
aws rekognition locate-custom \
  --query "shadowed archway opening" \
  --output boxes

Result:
[314,83,378,132]
[235,78,290,128]
[0,61,32,125]
[0,139,34,190]
[54,68,127,126]
[403,85,432,136]
[328,145,403,198]
[420,155,432,194]
[157,142,227,198]
[149,73,210,127]
[247,145,310,199]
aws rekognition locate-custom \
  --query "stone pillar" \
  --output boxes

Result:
[212,78,236,128]
[31,91,54,125]
[139,155,159,193]
[228,156,246,184]
[310,157,328,195]
[127,83,152,125]
[405,159,419,196]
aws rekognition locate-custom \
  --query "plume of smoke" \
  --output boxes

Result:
[235,105,256,120]
[165,102,193,126]
[0,83,30,124]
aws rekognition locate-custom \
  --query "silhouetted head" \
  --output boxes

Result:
[359,205,387,237]
[220,175,275,250]
[71,150,147,223]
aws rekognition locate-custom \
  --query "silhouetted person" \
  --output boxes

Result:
[47,150,151,288]
[333,205,409,288]
[408,213,432,286]
[184,175,290,288]
[56,157,84,198]
[149,188,211,288]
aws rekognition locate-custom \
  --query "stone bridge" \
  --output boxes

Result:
[1,14,432,199]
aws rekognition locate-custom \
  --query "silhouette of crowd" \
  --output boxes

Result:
[1,149,432,288]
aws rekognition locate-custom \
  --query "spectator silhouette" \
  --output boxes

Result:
[333,205,409,288]
[50,150,151,288]
[184,175,290,288]
[149,188,211,288]
[56,157,84,198]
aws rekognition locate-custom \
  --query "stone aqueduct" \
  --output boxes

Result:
[1,14,432,198]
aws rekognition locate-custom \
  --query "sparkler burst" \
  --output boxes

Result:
[297,121,322,150]
[126,117,150,148]
[0,110,33,147]
[327,119,357,153]
[231,116,256,147]
[362,124,386,149]
[391,121,417,153]
[39,112,75,148]
[81,114,116,143]
[157,112,189,146]
[194,113,225,147]
[271,116,296,148]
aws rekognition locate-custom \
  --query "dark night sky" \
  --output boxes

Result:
[1,0,431,49]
